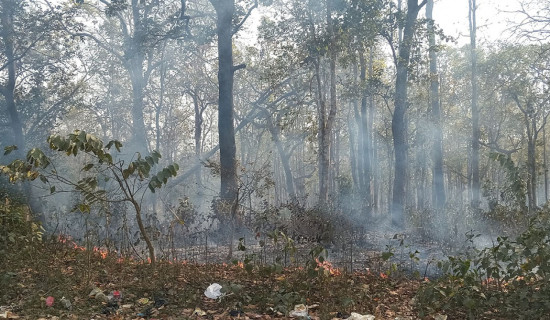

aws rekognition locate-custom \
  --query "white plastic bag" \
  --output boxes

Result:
[204,283,223,299]
[288,304,308,317]
[346,313,375,320]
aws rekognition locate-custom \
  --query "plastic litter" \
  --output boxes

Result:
[229,310,244,317]
[60,297,72,310]
[154,297,167,308]
[137,306,153,318]
[113,290,122,300]
[88,288,102,298]
[288,304,308,318]
[0,310,19,319]
[108,290,122,302]
[346,313,375,320]
[192,308,207,316]
[45,296,54,307]
[95,292,109,303]
[204,283,223,299]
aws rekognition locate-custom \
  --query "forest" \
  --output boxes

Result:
[2,0,550,319]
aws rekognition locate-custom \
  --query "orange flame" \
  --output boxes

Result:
[315,258,342,276]
[93,247,108,259]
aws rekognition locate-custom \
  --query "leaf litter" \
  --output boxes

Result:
[0,239,431,320]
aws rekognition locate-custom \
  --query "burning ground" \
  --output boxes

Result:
[0,235,423,320]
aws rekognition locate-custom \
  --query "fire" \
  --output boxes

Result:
[93,247,108,259]
[380,272,388,279]
[315,258,341,276]
[237,261,244,269]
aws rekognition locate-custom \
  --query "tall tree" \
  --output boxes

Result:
[70,0,186,154]
[0,0,81,220]
[210,0,237,210]
[426,0,445,210]
[318,0,339,205]
[391,0,427,228]
[208,0,257,222]
[0,0,23,158]
[468,0,480,208]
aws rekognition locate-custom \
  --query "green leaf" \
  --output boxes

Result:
[3,145,18,155]
[50,186,56,194]
[77,204,90,213]
[78,130,87,143]
[82,163,94,171]
[39,175,48,184]
[167,164,178,176]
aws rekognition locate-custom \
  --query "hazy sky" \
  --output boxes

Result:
[239,0,526,46]
[431,0,522,44]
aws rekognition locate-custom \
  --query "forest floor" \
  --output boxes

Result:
[0,237,442,320]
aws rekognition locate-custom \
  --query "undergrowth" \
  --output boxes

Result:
[415,211,550,319]
[0,208,419,319]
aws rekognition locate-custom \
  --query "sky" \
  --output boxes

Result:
[431,0,523,45]
[238,0,527,47]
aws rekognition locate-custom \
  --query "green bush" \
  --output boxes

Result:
[415,213,550,319]
[0,196,42,251]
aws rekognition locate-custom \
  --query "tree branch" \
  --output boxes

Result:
[232,63,246,73]
[232,0,258,35]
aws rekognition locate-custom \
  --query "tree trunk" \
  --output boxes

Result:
[391,0,424,228]
[320,0,338,205]
[468,0,481,208]
[544,126,548,202]
[368,51,378,212]
[353,60,365,192]
[426,0,446,210]
[349,110,359,190]
[0,0,43,221]
[127,0,149,154]
[359,51,372,214]
[526,115,537,212]
[0,0,24,158]
[211,0,238,207]
[192,92,203,187]
[266,117,298,203]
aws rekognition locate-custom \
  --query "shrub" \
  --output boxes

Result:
[415,212,550,319]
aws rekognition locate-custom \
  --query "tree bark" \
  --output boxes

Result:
[318,0,338,205]
[0,0,24,158]
[391,0,425,228]
[359,50,372,214]
[0,0,43,221]
[126,0,149,154]
[211,0,239,209]
[468,0,481,208]
[426,0,446,210]
[192,91,204,187]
